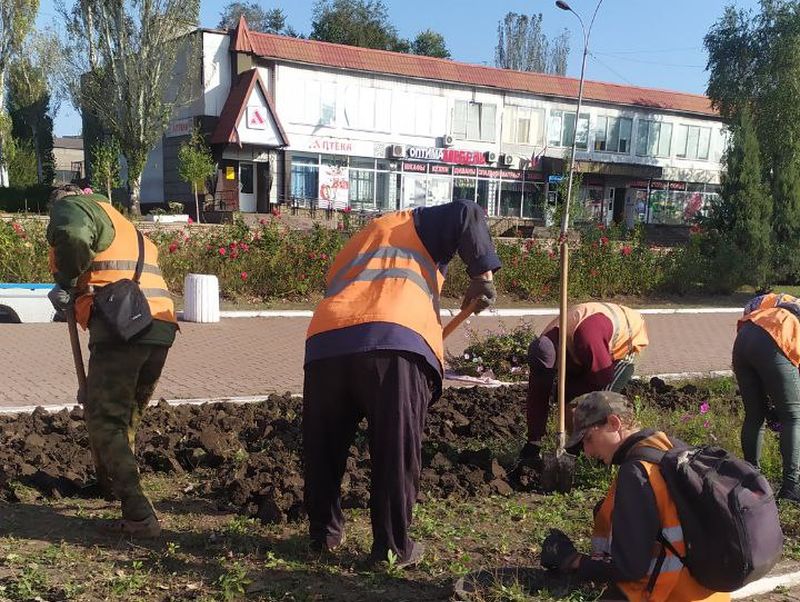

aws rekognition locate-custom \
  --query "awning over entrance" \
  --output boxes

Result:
[211,68,289,148]
[542,156,662,179]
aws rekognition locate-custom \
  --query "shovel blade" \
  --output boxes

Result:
[539,452,576,493]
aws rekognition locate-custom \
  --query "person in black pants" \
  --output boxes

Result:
[303,200,501,567]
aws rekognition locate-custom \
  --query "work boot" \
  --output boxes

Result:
[309,532,346,555]
[508,442,543,480]
[101,514,162,539]
[778,485,800,504]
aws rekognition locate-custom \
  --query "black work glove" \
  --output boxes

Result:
[541,528,579,572]
[461,277,497,314]
[48,285,74,313]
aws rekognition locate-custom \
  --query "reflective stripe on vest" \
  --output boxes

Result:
[306,210,445,370]
[53,201,177,329]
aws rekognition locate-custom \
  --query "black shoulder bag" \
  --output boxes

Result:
[92,229,154,341]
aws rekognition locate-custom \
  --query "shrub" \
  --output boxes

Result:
[0,219,50,282]
[0,185,52,213]
[446,322,537,381]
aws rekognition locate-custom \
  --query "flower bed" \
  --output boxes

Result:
[1,213,718,301]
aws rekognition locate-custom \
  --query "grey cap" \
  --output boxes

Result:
[566,391,633,448]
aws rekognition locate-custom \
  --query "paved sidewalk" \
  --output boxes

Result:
[0,311,738,409]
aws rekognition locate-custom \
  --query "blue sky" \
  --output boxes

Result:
[36,0,760,136]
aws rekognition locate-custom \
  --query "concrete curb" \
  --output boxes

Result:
[732,568,800,598]
[190,307,744,320]
[0,371,734,415]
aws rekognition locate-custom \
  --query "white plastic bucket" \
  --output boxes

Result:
[183,274,220,323]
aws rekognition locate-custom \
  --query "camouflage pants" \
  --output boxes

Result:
[85,342,170,521]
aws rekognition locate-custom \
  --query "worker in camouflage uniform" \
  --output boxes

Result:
[47,184,177,538]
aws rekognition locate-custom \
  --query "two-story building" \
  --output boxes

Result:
[138,17,725,227]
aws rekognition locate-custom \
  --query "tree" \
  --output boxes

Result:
[705,1,800,284]
[411,29,450,59]
[218,2,287,34]
[710,106,772,288]
[494,12,570,75]
[0,0,40,186]
[6,137,37,187]
[90,138,120,202]
[6,30,62,186]
[311,0,402,51]
[59,0,200,214]
[177,128,215,224]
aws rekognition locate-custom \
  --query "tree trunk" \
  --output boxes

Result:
[106,174,111,201]
[0,79,8,188]
[128,174,142,215]
[194,182,201,224]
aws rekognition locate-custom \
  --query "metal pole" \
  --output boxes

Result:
[556,0,603,454]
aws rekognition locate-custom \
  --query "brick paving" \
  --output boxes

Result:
[0,311,738,409]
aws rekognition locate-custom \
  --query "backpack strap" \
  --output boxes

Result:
[623,444,688,594]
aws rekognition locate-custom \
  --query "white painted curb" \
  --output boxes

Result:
[177,307,745,320]
[732,568,800,598]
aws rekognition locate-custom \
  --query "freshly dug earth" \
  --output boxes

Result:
[0,379,715,523]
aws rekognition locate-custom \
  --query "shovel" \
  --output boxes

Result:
[65,303,112,498]
[537,241,576,493]
[443,299,480,340]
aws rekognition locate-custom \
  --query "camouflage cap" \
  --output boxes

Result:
[566,391,633,448]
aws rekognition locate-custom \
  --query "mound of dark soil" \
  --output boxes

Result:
[0,378,724,523]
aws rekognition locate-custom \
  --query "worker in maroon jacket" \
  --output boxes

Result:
[517,302,649,468]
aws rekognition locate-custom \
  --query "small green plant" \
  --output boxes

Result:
[217,561,250,601]
[168,200,186,214]
[384,549,403,578]
[10,563,48,599]
[109,559,148,596]
[223,515,258,537]
[178,128,216,224]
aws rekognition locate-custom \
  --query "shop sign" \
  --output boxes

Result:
[630,179,650,189]
[453,166,476,177]
[548,175,564,184]
[225,166,236,180]
[405,145,487,166]
[430,164,452,175]
[649,179,688,191]
[246,107,267,130]
[318,164,349,209]
[166,117,193,138]
[402,161,428,173]
[477,167,497,178]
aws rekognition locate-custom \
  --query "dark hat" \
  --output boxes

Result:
[566,391,633,448]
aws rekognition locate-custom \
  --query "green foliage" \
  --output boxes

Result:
[411,29,450,59]
[0,184,51,213]
[217,2,287,34]
[217,561,250,601]
[90,138,121,201]
[705,2,800,285]
[6,137,37,187]
[0,218,50,281]
[707,106,772,289]
[494,12,570,75]
[178,128,216,222]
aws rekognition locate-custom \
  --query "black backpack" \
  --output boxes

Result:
[629,443,783,592]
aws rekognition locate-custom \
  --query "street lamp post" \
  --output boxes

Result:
[553,0,603,455]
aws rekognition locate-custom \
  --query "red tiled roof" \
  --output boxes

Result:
[235,20,716,118]
[210,68,289,146]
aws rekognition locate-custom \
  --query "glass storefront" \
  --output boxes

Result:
[287,151,545,217]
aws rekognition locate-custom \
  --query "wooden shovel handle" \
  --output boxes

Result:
[66,308,87,404]
[443,299,479,340]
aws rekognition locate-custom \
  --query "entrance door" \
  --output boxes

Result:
[239,162,256,212]
[612,187,626,223]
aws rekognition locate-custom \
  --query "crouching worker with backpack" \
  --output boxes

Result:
[540,391,782,601]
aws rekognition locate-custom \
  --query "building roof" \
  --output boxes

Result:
[232,18,717,118]
[53,136,84,150]
[210,68,289,146]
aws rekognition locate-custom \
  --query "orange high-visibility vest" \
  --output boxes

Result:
[739,305,800,367]
[49,201,176,329]
[592,432,729,602]
[544,302,649,362]
[306,210,445,370]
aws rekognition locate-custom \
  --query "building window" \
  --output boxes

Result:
[675,124,711,160]
[636,120,673,158]
[594,116,633,153]
[548,110,589,149]
[290,81,336,126]
[502,106,545,146]
[453,100,497,143]
[290,155,319,200]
